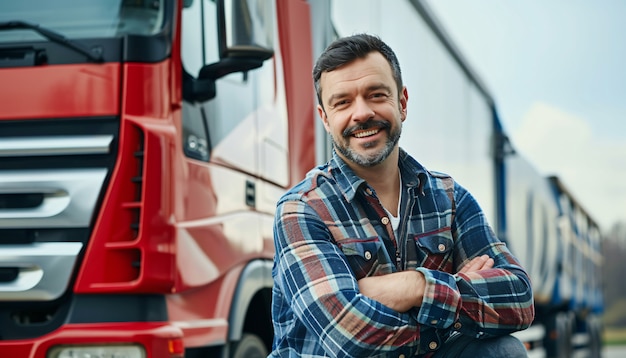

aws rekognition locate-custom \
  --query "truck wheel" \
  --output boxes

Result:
[231,333,267,358]
[555,312,573,358]
[587,315,603,358]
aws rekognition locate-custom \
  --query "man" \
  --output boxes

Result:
[270,34,534,357]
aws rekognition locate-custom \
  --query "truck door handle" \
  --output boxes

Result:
[245,180,255,208]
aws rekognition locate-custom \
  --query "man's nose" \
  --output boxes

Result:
[351,97,375,121]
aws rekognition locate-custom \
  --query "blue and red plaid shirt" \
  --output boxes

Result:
[270,149,534,357]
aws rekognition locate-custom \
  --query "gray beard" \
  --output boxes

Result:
[332,125,401,167]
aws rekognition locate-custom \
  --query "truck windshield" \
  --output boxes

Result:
[0,0,165,44]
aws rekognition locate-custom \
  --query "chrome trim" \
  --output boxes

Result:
[0,242,83,301]
[0,168,108,228]
[0,135,113,157]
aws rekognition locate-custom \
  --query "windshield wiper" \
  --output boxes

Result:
[0,20,103,63]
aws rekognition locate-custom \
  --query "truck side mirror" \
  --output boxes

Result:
[188,0,274,102]
[200,0,274,81]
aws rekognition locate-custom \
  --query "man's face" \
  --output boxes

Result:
[318,52,408,167]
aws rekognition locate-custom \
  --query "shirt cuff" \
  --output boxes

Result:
[414,267,460,329]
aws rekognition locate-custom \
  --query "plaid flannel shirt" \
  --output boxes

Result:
[270,149,534,357]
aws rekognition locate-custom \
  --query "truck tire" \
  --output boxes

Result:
[231,333,267,358]
[555,312,574,358]
[588,314,603,358]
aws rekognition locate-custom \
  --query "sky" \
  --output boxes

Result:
[425,0,626,232]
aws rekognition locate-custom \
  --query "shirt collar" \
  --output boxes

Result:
[327,152,366,203]
[327,148,429,202]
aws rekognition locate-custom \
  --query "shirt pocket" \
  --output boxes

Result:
[413,227,454,271]
[336,237,382,280]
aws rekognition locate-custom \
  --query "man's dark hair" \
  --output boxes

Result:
[313,33,403,111]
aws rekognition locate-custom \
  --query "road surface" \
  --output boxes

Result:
[603,345,626,358]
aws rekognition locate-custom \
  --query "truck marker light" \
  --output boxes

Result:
[169,338,184,357]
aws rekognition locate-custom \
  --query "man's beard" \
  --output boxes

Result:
[332,119,402,167]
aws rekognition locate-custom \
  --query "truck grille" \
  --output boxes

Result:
[0,117,118,301]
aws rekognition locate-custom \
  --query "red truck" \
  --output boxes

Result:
[0,0,313,356]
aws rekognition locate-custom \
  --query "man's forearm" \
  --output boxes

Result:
[358,255,495,313]
[357,270,425,312]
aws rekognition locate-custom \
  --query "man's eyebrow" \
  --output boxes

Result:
[367,83,393,93]
[326,83,393,106]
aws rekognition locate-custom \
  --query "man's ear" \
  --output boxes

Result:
[318,104,330,132]
[400,86,408,121]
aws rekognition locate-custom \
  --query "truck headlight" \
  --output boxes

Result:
[48,344,145,358]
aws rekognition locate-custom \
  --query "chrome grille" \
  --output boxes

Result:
[0,117,118,302]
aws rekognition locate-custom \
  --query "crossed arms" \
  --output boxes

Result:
[358,255,495,312]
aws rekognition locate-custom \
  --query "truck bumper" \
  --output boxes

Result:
[0,322,184,358]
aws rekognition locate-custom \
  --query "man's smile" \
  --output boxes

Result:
[353,128,381,138]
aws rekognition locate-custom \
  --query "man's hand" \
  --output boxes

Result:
[357,271,425,313]
[458,254,494,274]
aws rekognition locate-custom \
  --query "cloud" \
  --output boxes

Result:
[511,102,626,231]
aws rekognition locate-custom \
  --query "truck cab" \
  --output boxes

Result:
[0,0,315,357]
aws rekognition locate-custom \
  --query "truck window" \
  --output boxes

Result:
[181,0,216,161]
[0,0,165,43]
[180,0,278,169]
[182,0,219,77]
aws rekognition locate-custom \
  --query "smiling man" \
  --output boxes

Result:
[269,34,534,358]
[321,52,403,170]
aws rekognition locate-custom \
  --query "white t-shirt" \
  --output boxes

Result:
[383,174,402,233]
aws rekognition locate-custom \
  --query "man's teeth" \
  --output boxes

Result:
[353,129,379,138]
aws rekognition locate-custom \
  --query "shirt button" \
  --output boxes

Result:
[454,322,462,329]
[399,355,405,358]
[364,251,372,260]
[438,243,446,252]
[365,188,373,195]
[429,341,438,350]
[381,217,390,225]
